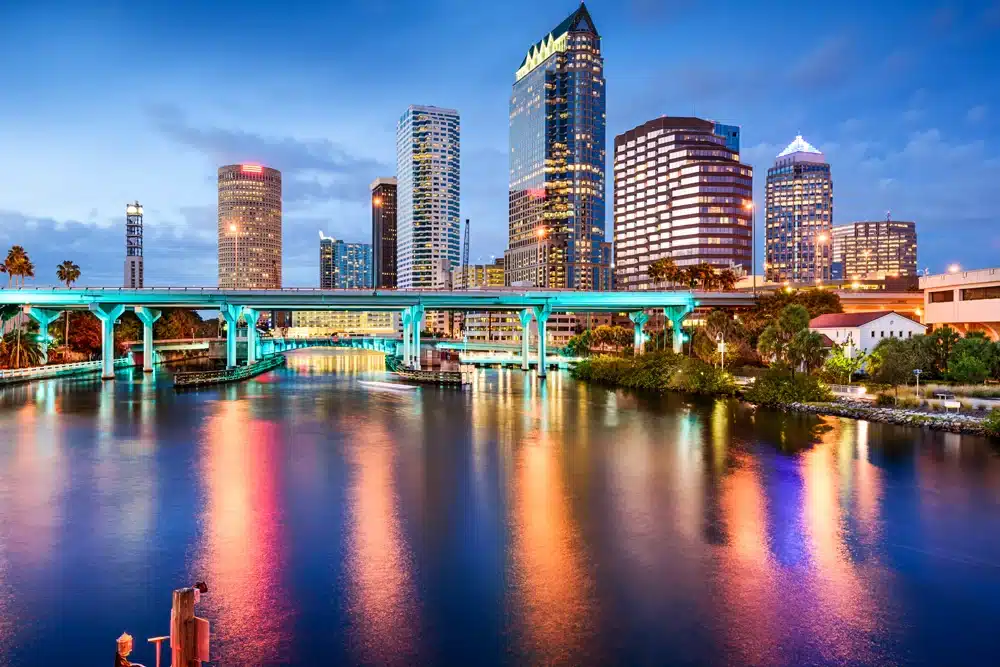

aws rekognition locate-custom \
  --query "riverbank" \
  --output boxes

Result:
[772,399,994,436]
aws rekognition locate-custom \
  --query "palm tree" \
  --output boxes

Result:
[788,329,827,374]
[716,268,739,291]
[661,258,681,287]
[2,330,42,369]
[56,261,81,355]
[647,260,665,288]
[4,246,30,287]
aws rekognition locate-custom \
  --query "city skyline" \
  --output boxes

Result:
[1,0,998,286]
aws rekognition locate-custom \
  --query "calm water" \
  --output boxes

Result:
[1,349,999,666]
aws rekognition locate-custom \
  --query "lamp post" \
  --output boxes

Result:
[744,200,756,295]
[229,223,240,289]
[814,230,830,284]
[716,332,726,370]
[913,368,922,395]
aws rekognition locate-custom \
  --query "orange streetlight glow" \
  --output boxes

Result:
[948,264,961,274]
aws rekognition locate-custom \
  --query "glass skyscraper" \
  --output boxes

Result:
[218,164,282,288]
[504,3,611,290]
[765,136,833,283]
[320,234,372,289]
[395,105,461,289]
[370,177,398,288]
[832,219,917,280]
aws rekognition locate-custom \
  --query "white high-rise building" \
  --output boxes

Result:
[395,105,461,289]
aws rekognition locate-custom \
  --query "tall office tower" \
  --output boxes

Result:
[613,117,753,290]
[504,3,611,290]
[124,201,144,288]
[765,136,833,283]
[218,164,282,289]
[395,105,460,289]
[831,219,917,280]
[714,123,741,152]
[371,177,398,288]
[319,233,373,289]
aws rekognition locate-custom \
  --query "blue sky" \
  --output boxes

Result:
[1,0,998,286]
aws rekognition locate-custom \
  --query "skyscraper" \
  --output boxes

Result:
[504,3,611,289]
[218,164,282,289]
[395,105,460,289]
[765,136,833,283]
[124,201,144,288]
[832,219,917,280]
[614,117,753,290]
[319,233,373,289]
[371,177,398,288]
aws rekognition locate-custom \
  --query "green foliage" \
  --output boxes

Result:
[822,344,867,384]
[2,245,35,287]
[743,368,834,406]
[692,310,752,366]
[983,410,1000,437]
[757,304,812,367]
[788,329,828,374]
[667,357,736,395]
[571,351,684,392]
[874,393,896,407]
[868,337,917,393]
[897,396,921,409]
[67,312,102,356]
[948,352,990,384]
[1,328,43,368]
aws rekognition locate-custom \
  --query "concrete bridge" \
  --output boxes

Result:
[0,287,698,379]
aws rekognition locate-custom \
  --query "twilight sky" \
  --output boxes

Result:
[1,0,998,287]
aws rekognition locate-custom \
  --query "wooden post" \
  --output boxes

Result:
[171,587,198,667]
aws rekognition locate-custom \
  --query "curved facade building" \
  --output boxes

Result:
[218,164,282,289]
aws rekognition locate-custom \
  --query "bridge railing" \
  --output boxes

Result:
[0,357,132,382]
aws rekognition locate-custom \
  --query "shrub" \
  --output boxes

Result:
[896,396,921,409]
[667,357,736,396]
[743,369,833,406]
[983,409,1000,437]
[571,351,684,393]
[874,393,895,407]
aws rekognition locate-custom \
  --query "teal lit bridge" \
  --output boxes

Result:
[0,287,699,379]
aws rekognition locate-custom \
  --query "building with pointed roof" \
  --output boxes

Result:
[765,135,833,283]
[504,3,611,290]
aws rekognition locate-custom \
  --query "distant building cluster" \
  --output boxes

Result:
[319,233,372,290]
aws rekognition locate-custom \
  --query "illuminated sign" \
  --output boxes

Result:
[515,32,569,82]
[241,164,263,173]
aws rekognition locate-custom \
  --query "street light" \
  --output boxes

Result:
[716,332,726,370]
[913,368,922,395]
[744,200,756,295]
[948,263,961,274]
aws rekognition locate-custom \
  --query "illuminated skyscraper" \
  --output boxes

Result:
[396,106,460,289]
[319,233,372,289]
[832,219,917,280]
[371,177,398,288]
[765,136,833,283]
[613,117,753,290]
[504,3,611,289]
[218,164,282,289]
[124,201,144,288]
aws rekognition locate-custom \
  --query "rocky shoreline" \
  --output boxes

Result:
[772,399,990,436]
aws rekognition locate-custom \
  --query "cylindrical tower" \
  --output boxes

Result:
[124,201,144,288]
[218,164,282,289]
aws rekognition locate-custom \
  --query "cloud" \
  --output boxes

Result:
[967,104,988,123]
[902,108,923,123]
[146,103,390,205]
[787,36,856,89]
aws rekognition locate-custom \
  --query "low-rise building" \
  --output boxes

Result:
[808,310,926,356]
[290,311,397,336]
[920,267,1000,340]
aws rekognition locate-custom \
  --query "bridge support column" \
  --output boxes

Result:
[134,307,161,372]
[411,305,425,370]
[243,308,260,365]
[664,304,694,355]
[89,303,125,379]
[401,310,413,365]
[518,309,532,371]
[533,304,551,378]
[24,307,62,365]
[629,311,650,356]
[220,304,241,369]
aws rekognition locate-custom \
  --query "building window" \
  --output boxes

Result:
[961,286,1000,301]
[929,290,955,303]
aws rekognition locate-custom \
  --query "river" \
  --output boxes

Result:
[0,349,998,666]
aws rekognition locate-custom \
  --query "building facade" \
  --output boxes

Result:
[921,267,1000,340]
[124,201,144,288]
[371,177,398,288]
[290,310,397,336]
[765,136,832,283]
[218,164,282,289]
[504,3,611,290]
[613,117,753,290]
[809,311,925,357]
[451,257,506,289]
[319,234,372,289]
[831,219,917,281]
[395,105,460,289]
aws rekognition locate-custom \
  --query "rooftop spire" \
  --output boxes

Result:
[777,134,822,157]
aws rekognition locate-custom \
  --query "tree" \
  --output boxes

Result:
[55,260,81,354]
[4,246,34,287]
[757,304,811,369]
[949,332,998,380]
[869,337,916,400]
[1,329,42,368]
[716,268,739,291]
[926,326,960,377]
[788,329,828,374]
[823,344,867,384]
[693,310,751,366]
[948,352,990,384]
[67,312,102,358]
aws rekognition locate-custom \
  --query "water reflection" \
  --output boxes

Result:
[194,400,291,664]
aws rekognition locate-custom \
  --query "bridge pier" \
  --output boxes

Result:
[664,304,694,355]
[533,304,551,378]
[518,309,532,371]
[629,311,650,355]
[244,308,261,364]
[24,307,61,365]
[90,303,125,379]
[220,304,241,368]
[134,307,161,372]
[401,310,412,365]
[410,305,425,370]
